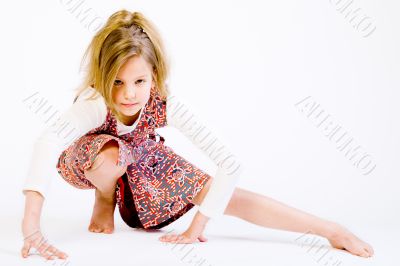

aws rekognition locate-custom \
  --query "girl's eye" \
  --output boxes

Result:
[114,79,146,86]
[114,80,123,86]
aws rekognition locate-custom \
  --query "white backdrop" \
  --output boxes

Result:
[0,0,398,265]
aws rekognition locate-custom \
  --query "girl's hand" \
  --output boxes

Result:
[21,220,68,260]
[159,210,209,244]
[159,228,208,244]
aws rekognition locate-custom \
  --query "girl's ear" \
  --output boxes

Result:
[151,74,156,88]
[152,68,157,81]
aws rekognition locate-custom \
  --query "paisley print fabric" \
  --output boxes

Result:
[56,87,212,229]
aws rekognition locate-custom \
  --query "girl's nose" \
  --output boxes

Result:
[124,85,136,99]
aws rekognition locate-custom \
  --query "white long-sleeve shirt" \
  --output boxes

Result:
[22,87,243,219]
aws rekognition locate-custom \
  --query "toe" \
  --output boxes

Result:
[104,228,114,234]
[364,247,373,257]
[355,247,369,258]
[366,244,374,257]
[198,234,208,242]
[90,225,102,233]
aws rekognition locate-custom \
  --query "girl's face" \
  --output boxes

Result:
[112,55,154,125]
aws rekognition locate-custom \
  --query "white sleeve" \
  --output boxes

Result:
[166,93,244,219]
[21,88,108,199]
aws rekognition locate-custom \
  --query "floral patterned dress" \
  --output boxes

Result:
[56,87,212,229]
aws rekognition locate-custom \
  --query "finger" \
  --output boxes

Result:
[159,234,168,241]
[163,234,182,243]
[159,233,175,239]
[175,235,187,242]
[42,244,68,260]
[52,248,68,259]
[165,234,180,242]
[160,234,178,241]
[21,242,31,258]
[34,238,56,260]
[38,243,55,260]
[182,237,195,244]
[44,245,66,260]
[172,235,187,244]
[159,233,172,240]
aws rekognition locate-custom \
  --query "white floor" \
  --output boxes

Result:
[1,199,396,266]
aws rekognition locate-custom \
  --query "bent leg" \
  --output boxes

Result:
[83,140,127,234]
[83,140,127,199]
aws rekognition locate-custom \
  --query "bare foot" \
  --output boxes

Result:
[327,223,374,258]
[88,189,116,234]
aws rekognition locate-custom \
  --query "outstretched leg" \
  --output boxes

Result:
[223,187,374,258]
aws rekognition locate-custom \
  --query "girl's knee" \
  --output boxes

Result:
[84,140,127,177]
[99,140,120,158]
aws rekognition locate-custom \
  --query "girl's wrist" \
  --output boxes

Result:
[22,227,41,240]
[21,219,41,242]
[22,216,41,230]
[22,213,41,223]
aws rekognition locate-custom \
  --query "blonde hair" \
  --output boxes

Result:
[73,9,170,121]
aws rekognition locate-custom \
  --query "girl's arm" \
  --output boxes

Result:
[21,87,107,198]
[165,93,243,219]
[21,190,68,260]
[22,191,43,230]
[161,93,243,242]
[21,87,107,259]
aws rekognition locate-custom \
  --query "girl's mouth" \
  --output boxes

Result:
[122,103,138,108]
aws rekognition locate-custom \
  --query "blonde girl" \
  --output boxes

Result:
[21,9,374,261]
